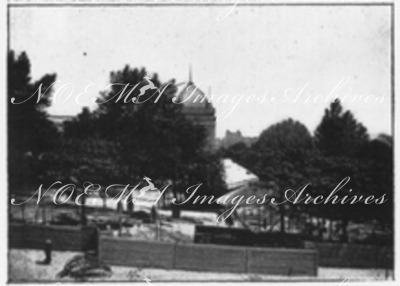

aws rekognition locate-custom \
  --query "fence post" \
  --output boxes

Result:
[173,242,177,269]
[314,249,319,276]
[245,247,249,274]
[97,235,102,264]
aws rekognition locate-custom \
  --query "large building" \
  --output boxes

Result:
[176,68,216,150]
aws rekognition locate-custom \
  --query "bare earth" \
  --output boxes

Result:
[8,249,392,283]
[9,203,394,282]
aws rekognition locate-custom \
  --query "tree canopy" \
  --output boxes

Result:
[8,51,59,190]
[62,65,226,197]
[223,100,393,237]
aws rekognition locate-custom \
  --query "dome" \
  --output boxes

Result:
[176,82,214,112]
[174,66,216,150]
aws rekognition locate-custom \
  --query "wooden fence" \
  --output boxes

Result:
[305,241,393,269]
[99,237,318,276]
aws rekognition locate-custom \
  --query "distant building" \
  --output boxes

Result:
[219,159,276,230]
[222,158,258,190]
[177,67,216,150]
[218,130,257,149]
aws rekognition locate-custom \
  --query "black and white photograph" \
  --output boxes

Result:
[4,0,397,283]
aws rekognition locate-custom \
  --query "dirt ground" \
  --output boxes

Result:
[8,249,393,282]
[9,198,394,282]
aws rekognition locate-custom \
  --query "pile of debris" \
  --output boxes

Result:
[57,253,112,280]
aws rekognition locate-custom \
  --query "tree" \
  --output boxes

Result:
[312,101,392,241]
[8,51,59,190]
[232,118,314,233]
[64,107,98,139]
[39,138,122,185]
[61,65,226,201]
[222,142,250,165]
[252,118,313,184]
[359,134,393,229]
[314,100,369,157]
[93,66,207,183]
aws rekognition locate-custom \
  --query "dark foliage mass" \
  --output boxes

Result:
[8,51,59,190]
[8,51,226,200]
[8,51,393,237]
[222,102,393,236]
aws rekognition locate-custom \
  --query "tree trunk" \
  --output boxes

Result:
[102,188,107,208]
[341,218,348,242]
[172,205,180,219]
[269,206,273,228]
[42,205,46,225]
[80,190,87,226]
[127,193,134,214]
[162,190,166,208]
[279,205,285,233]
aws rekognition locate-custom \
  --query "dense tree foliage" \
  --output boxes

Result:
[223,101,393,238]
[8,51,59,190]
[314,100,369,157]
[63,65,226,198]
[311,101,391,239]
[8,51,392,237]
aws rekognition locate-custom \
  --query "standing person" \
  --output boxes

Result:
[151,205,158,223]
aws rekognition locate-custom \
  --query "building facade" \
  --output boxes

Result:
[176,70,216,150]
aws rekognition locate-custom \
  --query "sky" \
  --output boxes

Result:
[9,4,392,138]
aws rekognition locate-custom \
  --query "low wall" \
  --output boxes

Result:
[99,237,318,276]
[9,223,98,251]
[305,241,393,269]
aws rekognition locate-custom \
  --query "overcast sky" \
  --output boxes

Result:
[10,4,392,138]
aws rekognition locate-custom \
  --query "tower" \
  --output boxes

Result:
[177,66,216,150]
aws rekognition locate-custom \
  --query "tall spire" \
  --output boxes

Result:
[188,64,193,84]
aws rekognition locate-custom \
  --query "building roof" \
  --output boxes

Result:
[222,158,258,190]
[177,82,215,111]
[218,185,273,208]
[219,160,275,209]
